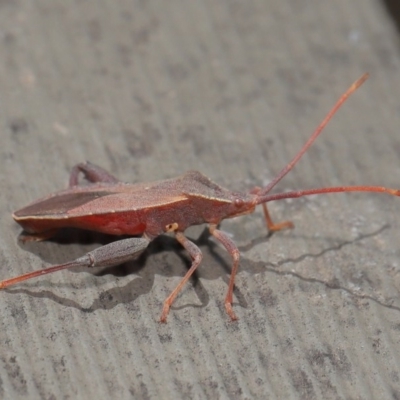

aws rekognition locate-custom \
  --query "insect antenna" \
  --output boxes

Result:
[255,73,369,205]
[258,185,400,204]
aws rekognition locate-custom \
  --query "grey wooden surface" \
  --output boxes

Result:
[1,1,400,399]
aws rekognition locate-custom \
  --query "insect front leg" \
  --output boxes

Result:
[159,231,203,323]
[251,187,293,232]
[0,237,150,289]
[209,224,240,321]
[261,203,294,232]
[69,161,120,187]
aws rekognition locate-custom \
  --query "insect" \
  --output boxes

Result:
[1,73,398,322]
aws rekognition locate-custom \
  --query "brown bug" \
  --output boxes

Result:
[2,73,398,322]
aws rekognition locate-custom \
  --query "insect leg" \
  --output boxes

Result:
[159,232,203,323]
[69,161,120,187]
[0,237,150,289]
[79,237,150,268]
[261,203,294,232]
[251,187,293,232]
[209,224,240,321]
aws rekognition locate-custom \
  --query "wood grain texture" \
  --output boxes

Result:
[1,1,400,398]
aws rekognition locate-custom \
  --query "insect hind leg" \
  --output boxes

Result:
[0,237,150,289]
[69,161,120,187]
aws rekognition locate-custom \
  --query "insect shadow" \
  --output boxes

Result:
[7,224,394,314]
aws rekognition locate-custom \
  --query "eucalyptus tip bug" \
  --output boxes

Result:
[2,73,399,322]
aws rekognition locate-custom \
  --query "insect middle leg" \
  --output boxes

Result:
[160,232,203,323]
[69,161,120,187]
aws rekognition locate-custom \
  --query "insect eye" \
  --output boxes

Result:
[234,198,244,207]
